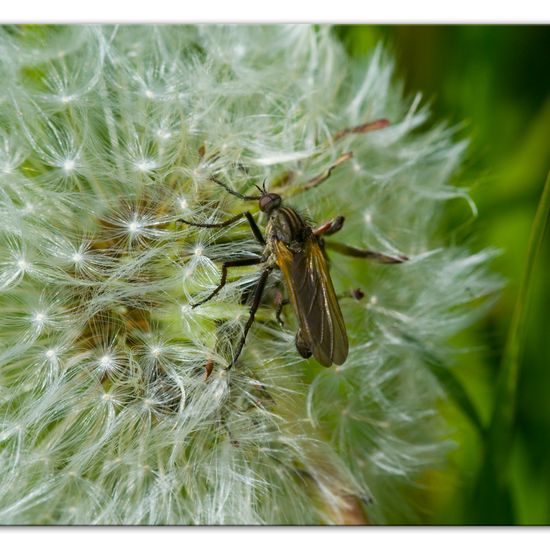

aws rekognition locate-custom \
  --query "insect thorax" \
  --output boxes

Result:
[266,207,310,246]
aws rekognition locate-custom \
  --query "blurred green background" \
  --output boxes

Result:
[338,25,550,525]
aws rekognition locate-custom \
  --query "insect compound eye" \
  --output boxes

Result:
[259,193,281,213]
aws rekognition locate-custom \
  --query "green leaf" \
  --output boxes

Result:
[472,170,550,524]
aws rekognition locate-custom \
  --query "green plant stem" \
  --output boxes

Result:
[473,171,550,523]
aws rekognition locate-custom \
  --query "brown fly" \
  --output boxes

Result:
[181,119,407,369]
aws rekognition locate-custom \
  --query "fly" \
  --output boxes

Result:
[181,119,407,370]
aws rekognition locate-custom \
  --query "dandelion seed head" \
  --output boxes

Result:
[142,398,154,410]
[62,159,76,173]
[149,345,162,358]
[156,128,172,141]
[0,25,499,525]
[134,159,157,173]
[71,252,83,264]
[17,257,29,271]
[98,354,115,371]
[32,311,46,324]
[125,215,144,237]
[30,310,50,335]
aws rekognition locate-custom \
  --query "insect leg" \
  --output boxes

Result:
[325,241,408,263]
[227,267,272,370]
[274,290,290,327]
[303,152,353,191]
[298,120,390,192]
[276,119,389,195]
[332,118,390,142]
[192,257,263,308]
[243,212,265,244]
[335,288,365,301]
[209,176,261,201]
[180,211,265,244]
[313,216,345,237]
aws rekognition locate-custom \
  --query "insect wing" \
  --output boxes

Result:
[274,238,348,366]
